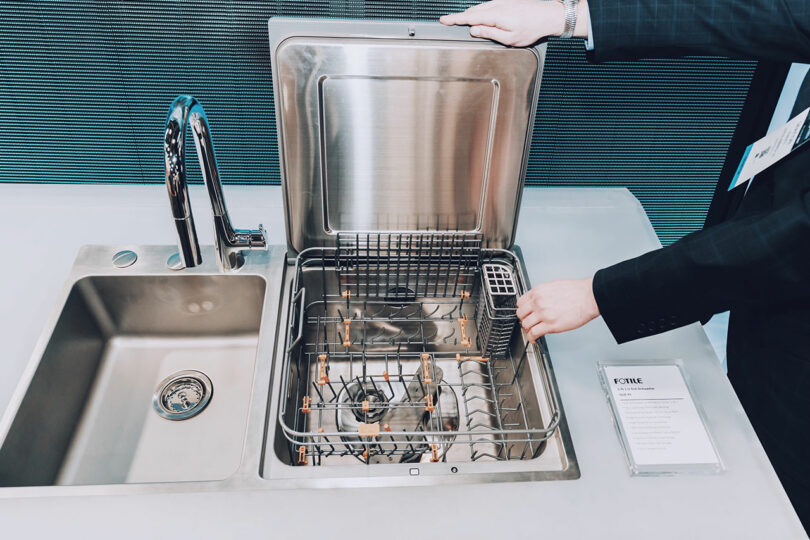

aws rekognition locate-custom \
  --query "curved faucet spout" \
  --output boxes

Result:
[164,95,267,271]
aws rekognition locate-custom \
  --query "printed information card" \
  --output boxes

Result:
[601,364,721,473]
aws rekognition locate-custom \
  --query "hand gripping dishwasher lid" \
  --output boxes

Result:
[268,18,546,253]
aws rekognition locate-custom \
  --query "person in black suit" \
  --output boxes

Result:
[443,0,810,530]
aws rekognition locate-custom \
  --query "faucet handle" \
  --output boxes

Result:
[254,224,268,250]
[211,217,268,271]
[230,224,268,251]
[236,224,267,251]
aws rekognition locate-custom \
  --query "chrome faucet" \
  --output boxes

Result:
[164,95,267,271]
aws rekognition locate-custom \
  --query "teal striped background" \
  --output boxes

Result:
[0,1,756,244]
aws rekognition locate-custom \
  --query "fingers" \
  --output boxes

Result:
[516,301,531,320]
[520,311,542,332]
[517,287,537,307]
[439,13,460,25]
[525,322,553,342]
[516,292,529,308]
[470,25,514,44]
[439,11,473,26]
[517,289,537,319]
[441,11,499,28]
[440,2,498,27]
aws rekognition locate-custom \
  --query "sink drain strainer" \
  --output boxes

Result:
[153,370,213,421]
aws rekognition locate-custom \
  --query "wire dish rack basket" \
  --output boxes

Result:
[335,232,483,300]
[477,263,519,358]
[279,232,562,466]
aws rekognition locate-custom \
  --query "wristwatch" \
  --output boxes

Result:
[560,0,580,39]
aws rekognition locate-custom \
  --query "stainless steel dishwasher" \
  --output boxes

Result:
[261,18,579,486]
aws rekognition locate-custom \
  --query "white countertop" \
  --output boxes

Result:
[0,184,804,539]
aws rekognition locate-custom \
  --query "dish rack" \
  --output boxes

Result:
[477,263,519,358]
[278,232,562,466]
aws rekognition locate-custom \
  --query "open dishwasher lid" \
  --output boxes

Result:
[268,18,546,254]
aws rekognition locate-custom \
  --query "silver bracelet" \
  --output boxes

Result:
[560,0,580,38]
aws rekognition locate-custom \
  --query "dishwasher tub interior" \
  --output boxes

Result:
[264,233,578,483]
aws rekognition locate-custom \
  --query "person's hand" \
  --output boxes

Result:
[516,277,599,341]
[440,0,590,47]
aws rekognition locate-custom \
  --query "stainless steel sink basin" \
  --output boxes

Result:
[0,245,286,490]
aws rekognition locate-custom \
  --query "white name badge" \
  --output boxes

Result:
[729,106,810,190]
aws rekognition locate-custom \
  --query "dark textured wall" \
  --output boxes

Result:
[0,1,756,244]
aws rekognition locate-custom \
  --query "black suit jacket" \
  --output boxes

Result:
[588,0,810,524]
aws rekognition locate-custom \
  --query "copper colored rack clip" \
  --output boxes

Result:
[298,445,308,465]
[458,313,472,348]
[343,318,352,347]
[456,353,490,363]
[425,394,435,413]
[301,396,312,414]
[317,353,329,386]
[342,289,351,311]
[421,353,433,384]
[430,444,440,462]
[358,422,380,438]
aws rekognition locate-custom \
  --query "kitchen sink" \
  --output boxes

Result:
[0,245,286,490]
[0,241,576,493]
[0,19,580,496]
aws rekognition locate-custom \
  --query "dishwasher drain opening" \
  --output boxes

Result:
[153,370,213,421]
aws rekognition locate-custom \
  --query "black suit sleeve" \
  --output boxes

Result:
[588,0,810,63]
[593,187,810,343]
[586,0,810,343]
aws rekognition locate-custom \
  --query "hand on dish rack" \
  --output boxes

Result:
[516,276,600,341]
